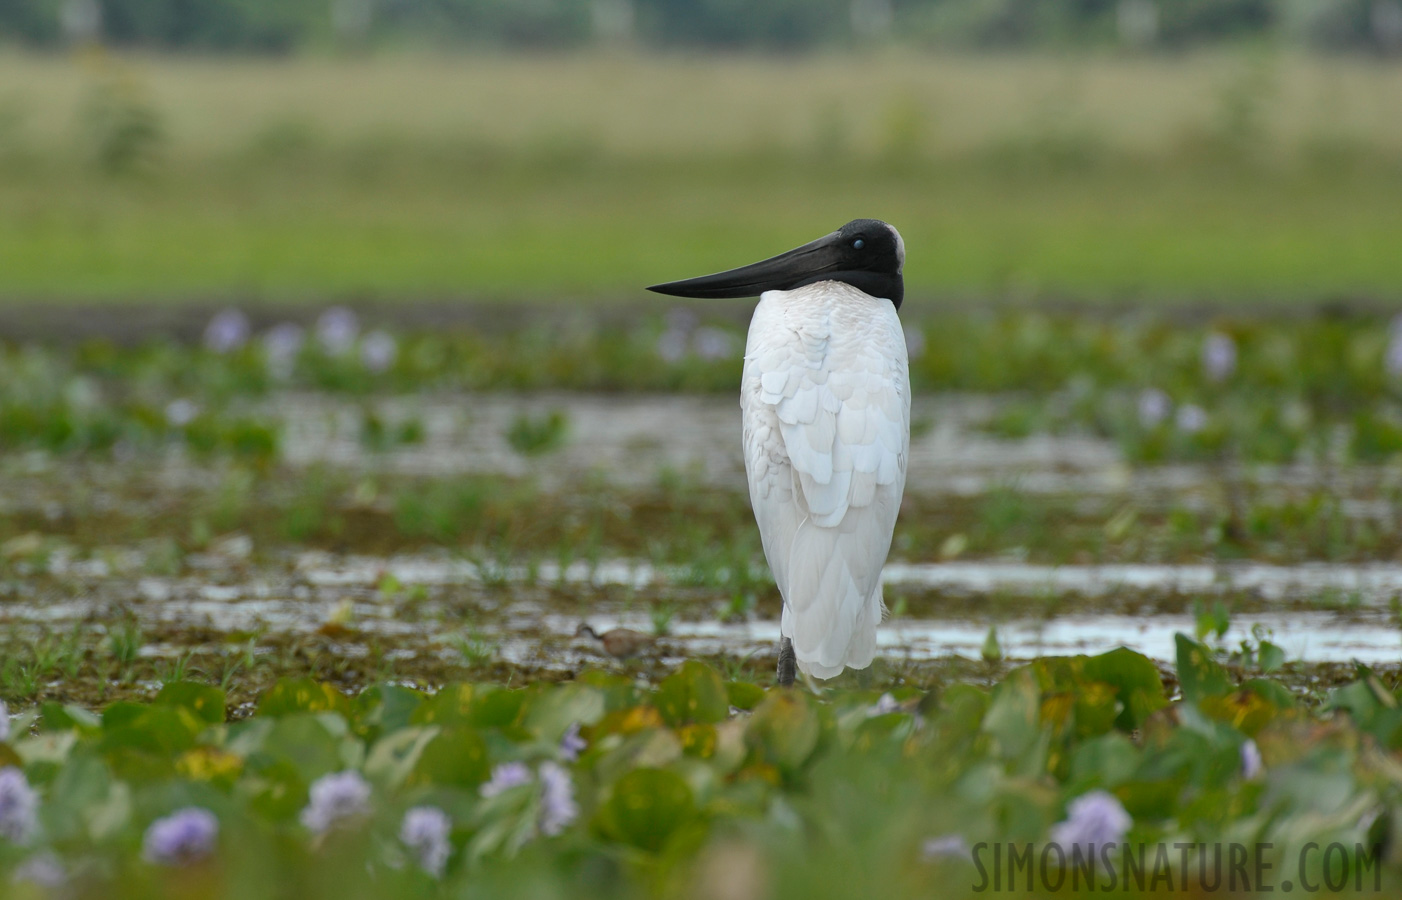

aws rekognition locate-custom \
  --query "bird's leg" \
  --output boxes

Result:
[776,637,796,687]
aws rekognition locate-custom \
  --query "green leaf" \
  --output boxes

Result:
[354,684,423,741]
[1068,733,1139,792]
[155,682,227,725]
[1257,640,1285,674]
[471,690,527,730]
[597,767,696,853]
[39,702,101,734]
[522,683,605,742]
[99,706,203,757]
[42,752,114,843]
[101,702,147,732]
[1082,646,1168,731]
[745,691,820,773]
[407,725,491,788]
[364,726,440,790]
[256,714,344,782]
[726,681,764,712]
[410,683,480,725]
[242,756,308,822]
[1241,678,1295,710]
[982,667,1041,761]
[655,661,729,727]
[1175,633,1231,704]
[257,679,351,718]
[575,669,645,711]
[981,625,1002,663]
[1194,600,1230,641]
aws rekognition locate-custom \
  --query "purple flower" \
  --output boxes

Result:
[399,806,452,878]
[657,309,697,362]
[1202,332,1236,382]
[1137,388,1170,428]
[1049,790,1131,852]
[666,308,698,333]
[559,722,586,762]
[164,398,199,428]
[1386,329,1402,380]
[867,693,900,717]
[316,307,359,356]
[300,771,371,834]
[537,762,578,837]
[1241,739,1263,779]
[922,834,971,862]
[142,807,218,865]
[1175,403,1208,433]
[0,767,38,843]
[10,852,64,888]
[480,762,532,798]
[692,327,737,361]
[359,330,398,373]
[0,700,9,743]
[656,329,688,362]
[263,323,305,379]
[204,309,250,354]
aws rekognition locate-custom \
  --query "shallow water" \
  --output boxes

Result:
[3,389,1401,695]
[289,551,1402,607]
[4,548,1399,668]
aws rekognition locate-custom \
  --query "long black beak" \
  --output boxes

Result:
[647,231,846,300]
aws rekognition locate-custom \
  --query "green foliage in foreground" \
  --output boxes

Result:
[1,643,1400,898]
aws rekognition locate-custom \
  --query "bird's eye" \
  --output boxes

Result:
[853,239,865,250]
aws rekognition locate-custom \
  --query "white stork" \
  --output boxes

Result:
[649,219,909,685]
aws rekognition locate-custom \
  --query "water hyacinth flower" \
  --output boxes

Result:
[263,322,305,379]
[1175,403,1208,434]
[1049,790,1131,853]
[301,770,371,835]
[164,398,199,428]
[204,308,250,353]
[0,768,39,843]
[399,806,452,878]
[692,326,737,361]
[559,722,586,762]
[867,693,900,717]
[479,761,578,838]
[11,852,64,888]
[922,834,972,863]
[479,762,532,798]
[1386,326,1402,379]
[1240,739,1263,779]
[142,807,218,865]
[359,330,398,373]
[316,306,359,356]
[656,309,697,362]
[1202,332,1236,382]
[537,762,578,837]
[1137,388,1170,428]
[656,329,688,362]
[667,308,698,334]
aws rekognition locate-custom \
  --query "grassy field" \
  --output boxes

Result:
[1,50,1402,302]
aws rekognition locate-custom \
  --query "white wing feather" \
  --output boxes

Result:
[741,282,910,679]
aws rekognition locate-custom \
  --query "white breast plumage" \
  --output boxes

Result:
[741,281,910,679]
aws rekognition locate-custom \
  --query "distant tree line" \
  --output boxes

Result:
[2,0,1400,53]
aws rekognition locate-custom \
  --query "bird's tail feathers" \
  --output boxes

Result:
[784,520,887,680]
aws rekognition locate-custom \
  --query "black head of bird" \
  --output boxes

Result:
[647,218,905,309]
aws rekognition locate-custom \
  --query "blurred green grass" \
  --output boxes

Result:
[2,51,1402,302]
